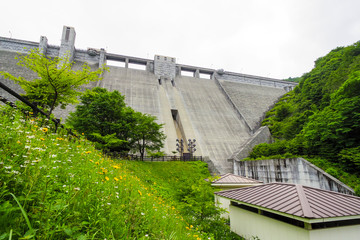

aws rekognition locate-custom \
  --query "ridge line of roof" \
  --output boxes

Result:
[296,184,314,218]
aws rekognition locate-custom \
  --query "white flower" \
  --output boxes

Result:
[4,166,12,169]
[107,203,111,205]
[141,212,145,216]
[74,187,80,191]
[63,185,66,187]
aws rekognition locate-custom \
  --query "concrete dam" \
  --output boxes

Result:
[0,26,297,175]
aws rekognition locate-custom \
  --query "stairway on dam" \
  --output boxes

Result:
[219,80,286,131]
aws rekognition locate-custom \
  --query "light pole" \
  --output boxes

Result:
[187,139,196,157]
[176,139,184,157]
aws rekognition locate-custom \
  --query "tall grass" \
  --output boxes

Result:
[0,105,209,239]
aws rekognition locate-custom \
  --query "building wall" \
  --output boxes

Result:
[309,225,360,240]
[215,195,231,219]
[229,205,360,240]
[230,205,309,240]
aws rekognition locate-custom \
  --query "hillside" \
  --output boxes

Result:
[249,41,360,193]
[0,105,241,239]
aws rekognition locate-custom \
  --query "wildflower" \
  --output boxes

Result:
[40,138,45,141]
[112,165,120,169]
[85,151,91,154]
[17,140,21,144]
[95,162,99,165]
[74,187,80,191]
[105,176,109,181]
[141,212,145,216]
[138,190,142,196]
[42,127,48,133]
[114,177,119,181]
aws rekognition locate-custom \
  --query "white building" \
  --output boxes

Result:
[215,183,360,240]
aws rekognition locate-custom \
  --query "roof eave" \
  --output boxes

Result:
[212,183,263,188]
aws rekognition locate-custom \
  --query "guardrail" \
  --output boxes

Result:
[106,153,203,162]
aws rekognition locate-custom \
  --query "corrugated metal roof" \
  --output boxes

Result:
[212,173,263,184]
[215,183,360,219]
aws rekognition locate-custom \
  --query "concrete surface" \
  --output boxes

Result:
[235,158,354,194]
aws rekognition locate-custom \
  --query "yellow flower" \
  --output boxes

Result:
[40,138,45,141]
[95,162,100,165]
[82,133,84,135]
[34,125,38,128]
[17,140,21,144]
[138,190,142,196]
[105,176,109,181]
[42,127,48,133]
[114,177,119,181]
[85,151,91,154]
[112,165,120,169]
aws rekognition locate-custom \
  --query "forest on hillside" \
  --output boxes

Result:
[249,41,360,192]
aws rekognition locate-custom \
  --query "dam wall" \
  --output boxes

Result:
[0,26,297,175]
[235,158,354,194]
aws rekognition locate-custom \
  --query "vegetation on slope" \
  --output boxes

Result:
[0,105,239,239]
[247,41,360,193]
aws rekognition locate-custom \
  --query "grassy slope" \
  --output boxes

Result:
[0,106,208,239]
[0,105,241,240]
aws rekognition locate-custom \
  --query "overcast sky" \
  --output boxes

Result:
[1,0,359,79]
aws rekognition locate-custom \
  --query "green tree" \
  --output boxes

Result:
[67,87,134,153]
[67,87,166,157]
[0,49,106,116]
[130,112,166,160]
